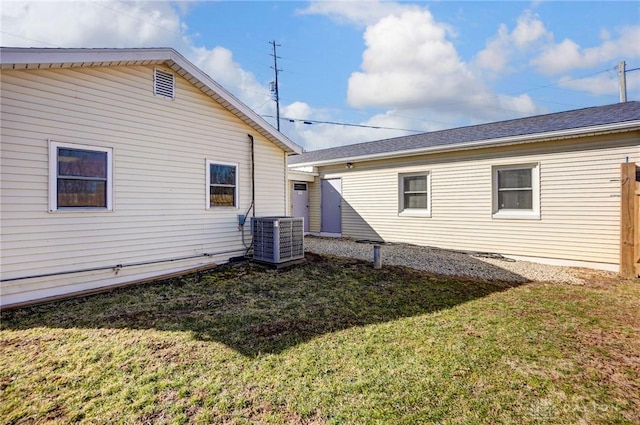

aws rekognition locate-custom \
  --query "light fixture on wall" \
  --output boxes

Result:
[346,162,354,169]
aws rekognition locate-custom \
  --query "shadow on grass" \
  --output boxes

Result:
[1,253,527,357]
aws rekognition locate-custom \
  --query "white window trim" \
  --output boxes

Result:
[206,160,239,210]
[491,163,540,220]
[398,171,432,217]
[48,140,113,212]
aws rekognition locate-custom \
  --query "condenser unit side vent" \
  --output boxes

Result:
[253,216,304,264]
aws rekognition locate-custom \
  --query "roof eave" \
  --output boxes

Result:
[0,47,302,155]
[289,120,640,168]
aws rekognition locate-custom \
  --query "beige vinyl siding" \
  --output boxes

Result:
[308,178,321,233]
[254,142,288,217]
[0,65,287,306]
[318,134,639,266]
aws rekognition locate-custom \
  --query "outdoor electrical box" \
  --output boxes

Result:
[252,216,304,264]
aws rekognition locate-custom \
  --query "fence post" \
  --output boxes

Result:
[635,176,640,278]
[620,163,637,278]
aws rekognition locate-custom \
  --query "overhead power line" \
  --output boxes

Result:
[262,115,424,133]
[88,1,183,36]
[0,31,62,48]
[509,67,614,96]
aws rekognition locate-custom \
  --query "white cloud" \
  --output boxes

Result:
[558,73,617,96]
[287,2,548,148]
[278,103,442,150]
[531,25,640,75]
[531,39,582,75]
[287,118,408,151]
[348,10,475,109]
[475,25,511,73]
[473,9,640,104]
[511,10,549,49]
[346,9,540,121]
[475,10,551,73]
[192,46,272,114]
[495,94,538,117]
[282,101,313,120]
[558,70,640,98]
[474,10,639,80]
[0,1,187,49]
[297,0,420,28]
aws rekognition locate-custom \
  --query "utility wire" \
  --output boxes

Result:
[0,31,63,48]
[507,67,614,96]
[88,0,184,37]
[7,1,635,127]
[272,66,625,133]
[263,115,424,133]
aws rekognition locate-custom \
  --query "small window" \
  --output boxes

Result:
[399,172,431,217]
[49,141,113,211]
[154,68,175,100]
[492,163,540,219]
[206,161,238,208]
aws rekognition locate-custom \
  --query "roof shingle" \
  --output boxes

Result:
[289,101,640,165]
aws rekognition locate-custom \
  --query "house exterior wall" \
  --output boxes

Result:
[308,177,321,233]
[0,64,287,307]
[309,133,639,267]
[287,172,321,233]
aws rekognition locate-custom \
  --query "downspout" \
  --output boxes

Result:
[240,134,256,254]
[249,134,255,221]
[285,152,290,216]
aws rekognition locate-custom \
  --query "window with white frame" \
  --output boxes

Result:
[492,163,540,219]
[49,141,112,212]
[206,161,238,208]
[399,172,431,216]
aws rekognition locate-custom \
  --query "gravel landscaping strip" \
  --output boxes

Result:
[304,236,614,284]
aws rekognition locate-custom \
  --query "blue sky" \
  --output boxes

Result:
[2,1,639,150]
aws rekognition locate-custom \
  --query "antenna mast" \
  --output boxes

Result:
[269,40,282,131]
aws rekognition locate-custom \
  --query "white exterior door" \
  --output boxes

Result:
[321,178,342,235]
[291,181,310,232]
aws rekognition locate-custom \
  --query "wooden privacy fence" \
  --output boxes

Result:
[620,162,640,278]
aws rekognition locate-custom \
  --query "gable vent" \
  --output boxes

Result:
[154,68,175,100]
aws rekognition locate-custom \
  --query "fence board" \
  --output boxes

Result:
[635,180,640,277]
[620,163,637,277]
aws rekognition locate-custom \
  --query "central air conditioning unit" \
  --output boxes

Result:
[252,216,304,264]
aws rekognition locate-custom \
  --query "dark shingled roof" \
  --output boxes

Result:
[289,101,640,165]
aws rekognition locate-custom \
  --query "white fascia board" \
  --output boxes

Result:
[0,47,171,67]
[0,47,302,155]
[290,121,640,168]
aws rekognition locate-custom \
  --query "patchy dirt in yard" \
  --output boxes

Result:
[570,268,636,288]
[571,327,640,422]
[2,249,639,425]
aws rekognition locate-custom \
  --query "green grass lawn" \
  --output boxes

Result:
[1,253,639,424]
